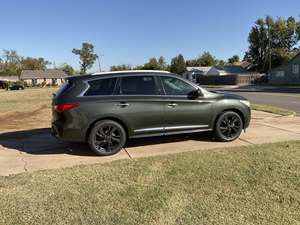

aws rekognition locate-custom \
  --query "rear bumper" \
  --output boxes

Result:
[51,121,86,143]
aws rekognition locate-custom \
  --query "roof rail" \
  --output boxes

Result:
[91,70,171,75]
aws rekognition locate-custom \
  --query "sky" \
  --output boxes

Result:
[0,0,299,72]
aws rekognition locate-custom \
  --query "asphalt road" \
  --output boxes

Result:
[206,86,300,115]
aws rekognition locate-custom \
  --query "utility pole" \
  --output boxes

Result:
[97,54,104,72]
[266,16,272,83]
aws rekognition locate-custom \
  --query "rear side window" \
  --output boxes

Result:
[84,78,117,96]
[119,76,159,95]
[55,80,72,97]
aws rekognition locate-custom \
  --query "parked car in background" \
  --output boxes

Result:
[8,84,25,90]
[52,70,251,156]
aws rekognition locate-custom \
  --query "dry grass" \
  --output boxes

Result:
[0,88,57,131]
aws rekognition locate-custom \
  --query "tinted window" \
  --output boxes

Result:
[119,76,158,95]
[161,76,196,96]
[84,78,117,96]
[55,80,72,97]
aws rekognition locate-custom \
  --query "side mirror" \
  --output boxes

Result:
[188,89,202,99]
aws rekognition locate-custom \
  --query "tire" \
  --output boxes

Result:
[214,111,243,142]
[88,120,127,156]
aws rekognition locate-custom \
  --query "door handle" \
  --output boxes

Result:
[116,102,129,108]
[167,103,178,108]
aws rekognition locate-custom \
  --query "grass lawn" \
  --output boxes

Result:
[0,87,57,131]
[252,103,295,116]
[0,87,57,115]
[0,141,299,225]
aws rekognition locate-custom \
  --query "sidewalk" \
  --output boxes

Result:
[1,110,300,176]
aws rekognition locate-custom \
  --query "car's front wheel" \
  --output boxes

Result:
[214,111,243,142]
[88,120,127,156]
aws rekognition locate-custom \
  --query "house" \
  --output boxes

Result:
[183,64,252,82]
[269,52,300,85]
[20,69,67,86]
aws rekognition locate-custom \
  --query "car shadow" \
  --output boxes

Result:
[0,128,214,156]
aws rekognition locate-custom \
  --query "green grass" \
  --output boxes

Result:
[1,141,300,225]
[252,103,295,116]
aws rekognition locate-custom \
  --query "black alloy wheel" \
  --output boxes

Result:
[88,120,126,156]
[215,111,243,142]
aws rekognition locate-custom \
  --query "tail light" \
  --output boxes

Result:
[54,103,80,113]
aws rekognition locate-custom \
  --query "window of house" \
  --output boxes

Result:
[84,78,117,96]
[119,76,159,95]
[276,71,285,77]
[292,65,299,75]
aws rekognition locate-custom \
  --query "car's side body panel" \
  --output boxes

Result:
[51,72,251,143]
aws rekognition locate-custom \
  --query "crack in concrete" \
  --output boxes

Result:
[238,138,255,145]
[18,141,28,172]
[123,148,132,159]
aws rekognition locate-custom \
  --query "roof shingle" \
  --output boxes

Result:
[20,69,66,79]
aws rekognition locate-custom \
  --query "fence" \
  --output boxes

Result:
[196,74,266,85]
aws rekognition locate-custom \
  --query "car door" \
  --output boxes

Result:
[160,75,214,134]
[115,75,165,137]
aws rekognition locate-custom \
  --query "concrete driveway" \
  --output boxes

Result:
[1,110,300,176]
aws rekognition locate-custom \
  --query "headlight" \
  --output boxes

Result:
[240,100,250,107]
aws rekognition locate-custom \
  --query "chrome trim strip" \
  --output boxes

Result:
[165,125,209,130]
[134,127,164,133]
[134,125,209,133]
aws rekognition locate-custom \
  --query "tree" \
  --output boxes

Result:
[170,54,186,74]
[197,52,217,66]
[186,52,217,67]
[143,57,160,70]
[216,59,226,67]
[186,59,198,67]
[21,57,49,70]
[0,49,22,76]
[59,63,75,75]
[227,55,240,64]
[110,64,132,71]
[245,15,300,72]
[72,43,97,74]
[158,56,167,70]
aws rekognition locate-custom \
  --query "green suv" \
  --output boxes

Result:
[52,71,251,155]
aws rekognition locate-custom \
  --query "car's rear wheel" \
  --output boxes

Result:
[214,111,243,142]
[88,120,126,156]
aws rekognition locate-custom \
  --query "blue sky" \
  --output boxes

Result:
[0,0,299,71]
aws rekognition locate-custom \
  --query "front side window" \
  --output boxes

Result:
[84,78,117,96]
[119,76,159,95]
[161,76,196,96]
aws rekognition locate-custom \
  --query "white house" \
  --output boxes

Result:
[20,69,67,86]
